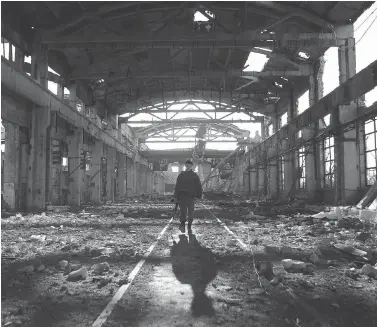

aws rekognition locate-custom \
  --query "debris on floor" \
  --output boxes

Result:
[2,199,377,326]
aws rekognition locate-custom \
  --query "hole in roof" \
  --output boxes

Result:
[97,79,105,83]
[194,10,214,22]
[298,52,310,59]
[274,82,283,88]
[243,52,269,72]
[281,77,288,81]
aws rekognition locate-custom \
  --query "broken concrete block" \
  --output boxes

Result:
[17,265,35,273]
[30,235,46,242]
[67,267,87,281]
[226,239,238,247]
[359,209,377,223]
[355,232,372,242]
[257,261,274,281]
[361,264,377,279]
[312,207,342,220]
[36,265,45,272]
[309,253,320,264]
[281,259,307,273]
[264,245,281,256]
[58,260,69,270]
[93,262,110,275]
[98,277,112,288]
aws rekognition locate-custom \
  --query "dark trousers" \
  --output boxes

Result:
[178,197,195,224]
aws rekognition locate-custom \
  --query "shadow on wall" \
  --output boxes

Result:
[170,233,217,317]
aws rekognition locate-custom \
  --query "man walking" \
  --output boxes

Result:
[174,160,203,233]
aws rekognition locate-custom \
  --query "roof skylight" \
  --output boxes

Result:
[243,52,269,72]
[194,10,214,22]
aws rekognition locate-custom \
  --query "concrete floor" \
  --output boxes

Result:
[2,200,377,327]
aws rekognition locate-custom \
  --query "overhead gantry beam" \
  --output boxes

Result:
[133,118,250,139]
[71,65,313,80]
[39,31,344,49]
[116,94,276,115]
[127,119,263,124]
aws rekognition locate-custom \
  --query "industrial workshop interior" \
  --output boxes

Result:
[1,1,377,326]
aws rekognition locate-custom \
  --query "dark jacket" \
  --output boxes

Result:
[174,170,203,199]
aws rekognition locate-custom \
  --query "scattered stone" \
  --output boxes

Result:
[67,267,87,281]
[331,303,340,309]
[256,261,274,281]
[270,276,282,286]
[92,262,110,275]
[361,264,377,279]
[355,232,372,242]
[281,259,307,273]
[118,278,130,286]
[226,239,238,247]
[36,264,45,272]
[264,245,281,256]
[98,277,112,288]
[309,253,320,264]
[30,235,46,242]
[17,265,35,273]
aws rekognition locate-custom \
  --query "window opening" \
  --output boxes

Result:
[297,147,306,189]
[365,117,377,185]
[279,156,285,191]
[323,136,335,188]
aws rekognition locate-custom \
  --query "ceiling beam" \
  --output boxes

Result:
[71,65,312,80]
[254,1,335,30]
[40,31,342,48]
[145,140,238,143]
[128,119,262,124]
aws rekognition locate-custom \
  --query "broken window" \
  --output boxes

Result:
[297,147,306,189]
[244,52,269,72]
[279,156,285,191]
[279,112,288,129]
[365,117,377,185]
[323,136,335,188]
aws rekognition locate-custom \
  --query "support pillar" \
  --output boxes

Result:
[336,36,359,203]
[67,128,83,206]
[27,106,51,211]
[257,166,264,195]
[305,57,324,200]
[106,147,116,201]
[268,115,279,199]
[3,122,20,211]
[31,44,48,89]
[91,140,103,204]
[69,82,77,110]
[14,47,24,71]
[118,152,126,199]
[285,88,298,199]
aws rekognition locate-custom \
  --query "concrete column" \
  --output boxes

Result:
[257,166,264,194]
[118,152,126,199]
[57,83,64,99]
[336,37,358,203]
[267,115,279,199]
[126,156,134,196]
[90,140,102,204]
[284,88,298,199]
[27,106,51,211]
[67,128,83,206]
[31,44,48,89]
[3,122,20,211]
[106,147,116,201]
[69,82,77,110]
[304,58,324,200]
[14,47,24,71]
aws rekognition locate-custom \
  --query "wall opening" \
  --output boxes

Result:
[297,147,306,189]
[323,136,335,188]
[365,117,377,185]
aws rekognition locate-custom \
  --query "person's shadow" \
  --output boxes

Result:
[170,234,217,317]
